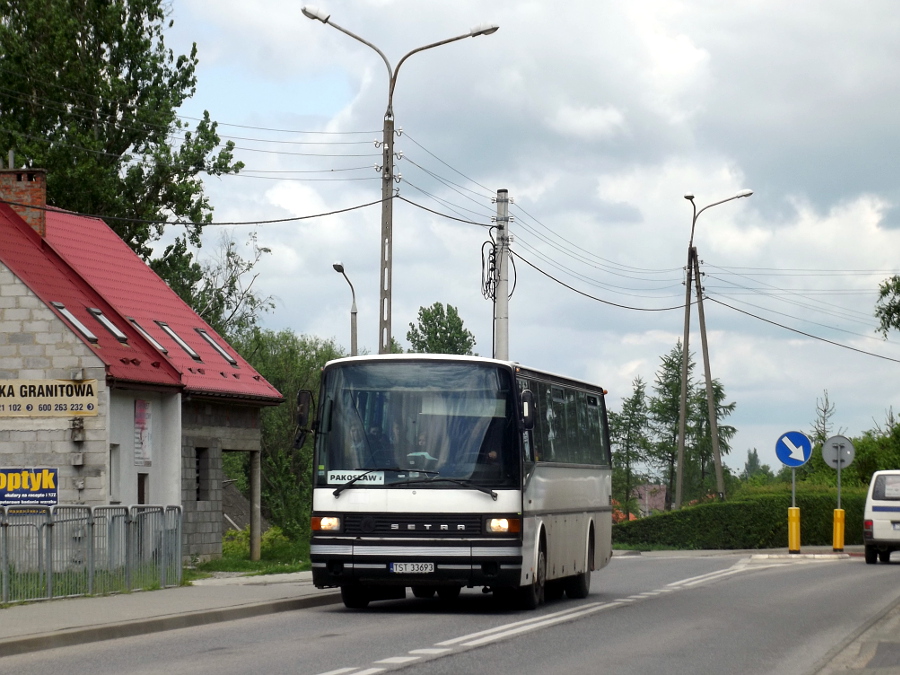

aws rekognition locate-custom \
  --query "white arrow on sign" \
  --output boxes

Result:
[782,436,806,461]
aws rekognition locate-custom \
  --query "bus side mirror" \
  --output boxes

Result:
[521,389,535,430]
[294,389,314,448]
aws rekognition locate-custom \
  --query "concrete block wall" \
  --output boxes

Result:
[0,263,108,504]
[180,400,262,561]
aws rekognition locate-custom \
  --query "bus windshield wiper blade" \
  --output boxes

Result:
[401,476,498,501]
[333,467,403,497]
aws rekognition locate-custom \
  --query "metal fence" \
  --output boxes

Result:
[1,505,182,604]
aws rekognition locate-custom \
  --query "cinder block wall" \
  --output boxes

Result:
[0,263,108,503]
[181,400,261,561]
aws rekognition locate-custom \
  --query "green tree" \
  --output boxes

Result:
[686,379,736,500]
[406,302,476,355]
[740,448,775,486]
[647,341,696,509]
[875,276,900,336]
[609,377,651,518]
[151,231,274,340]
[231,329,344,538]
[0,0,241,265]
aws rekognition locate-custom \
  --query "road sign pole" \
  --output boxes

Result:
[776,432,812,556]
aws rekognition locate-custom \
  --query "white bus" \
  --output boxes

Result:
[305,354,612,609]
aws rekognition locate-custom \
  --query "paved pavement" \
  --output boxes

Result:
[0,546,897,674]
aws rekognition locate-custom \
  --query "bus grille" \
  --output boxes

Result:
[343,513,483,536]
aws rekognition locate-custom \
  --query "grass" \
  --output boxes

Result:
[184,527,311,583]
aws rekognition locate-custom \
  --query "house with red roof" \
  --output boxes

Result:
[0,168,283,560]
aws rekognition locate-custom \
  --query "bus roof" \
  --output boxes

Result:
[322,354,607,395]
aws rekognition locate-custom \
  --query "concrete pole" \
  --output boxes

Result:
[378,116,394,354]
[494,189,510,360]
[675,246,693,510]
[693,252,725,499]
[250,450,261,561]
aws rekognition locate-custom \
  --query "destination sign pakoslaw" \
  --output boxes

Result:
[0,379,98,417]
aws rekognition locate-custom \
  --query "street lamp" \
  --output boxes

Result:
[302,6,498,354]
[333,261,358,357]
[674,189,752,509]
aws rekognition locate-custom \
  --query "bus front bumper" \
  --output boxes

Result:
[310,538,523,589]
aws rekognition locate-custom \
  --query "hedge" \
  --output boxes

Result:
[612,488,867,550]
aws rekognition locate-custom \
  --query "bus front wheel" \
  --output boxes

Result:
[520,542,546,610]
[341,585,370,609]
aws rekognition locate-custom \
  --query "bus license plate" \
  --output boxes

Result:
[390,562,434,574]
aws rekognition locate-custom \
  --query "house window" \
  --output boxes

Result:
[155,321,201,361]
[50,302,98,343]
[127,317,167,352]
[137,473,149,505]
[88,308,128,342]
[196,329,238,366]
[196,447,211,501]
[109,443,120,503]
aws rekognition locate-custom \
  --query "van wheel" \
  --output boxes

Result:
[412,586,435,598]
[879,549,892,563]
[341,585,370,609]
[865,546,878,564]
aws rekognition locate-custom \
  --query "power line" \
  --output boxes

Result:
[0,196,387,227]
[707,296,900,365]
[511,250,686,312]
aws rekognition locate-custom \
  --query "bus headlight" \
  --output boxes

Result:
[487,517,521,534]
[311,516,341,532]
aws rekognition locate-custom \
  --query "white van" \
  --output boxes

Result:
[863,470,900,564]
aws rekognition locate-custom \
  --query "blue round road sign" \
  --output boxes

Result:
[776,431,812,467]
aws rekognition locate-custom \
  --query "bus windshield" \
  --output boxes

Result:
[316,361,519,490]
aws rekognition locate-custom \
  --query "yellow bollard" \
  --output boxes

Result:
[788,507,801,554]
[833,509,845,552]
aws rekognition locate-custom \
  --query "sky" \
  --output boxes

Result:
[163,0,900,473]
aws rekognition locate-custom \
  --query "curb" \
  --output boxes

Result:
[0,592,342,658]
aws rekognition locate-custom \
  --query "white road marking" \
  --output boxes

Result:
[315,555,850,674]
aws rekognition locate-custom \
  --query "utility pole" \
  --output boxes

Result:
[675,190,752,509]
[493,189,510,360]
[693,252,725,499]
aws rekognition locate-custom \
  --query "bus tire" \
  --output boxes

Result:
[565,530,594,599]
[341,585,370,609]
[437,585,462,601]
[520,539,546,610]
[412,586,436,598]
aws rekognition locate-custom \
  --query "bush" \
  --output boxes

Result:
[222,526,294,560]
[612,485,866,549]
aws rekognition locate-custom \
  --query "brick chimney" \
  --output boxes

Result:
[0,168,47,236]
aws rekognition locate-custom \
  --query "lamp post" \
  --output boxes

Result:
[674,189,752,510]
[302,6,498,354]
[333,261,358,356]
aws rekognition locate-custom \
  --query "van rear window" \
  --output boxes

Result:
[873,475,900,500]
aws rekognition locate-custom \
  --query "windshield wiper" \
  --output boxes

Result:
[332,467,403,497]
[401,476,498,501]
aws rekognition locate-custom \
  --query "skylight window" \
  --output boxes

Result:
[50,302,98,343]
[128,318,167,353]
[155,321,201,361]
[88,308,127,342]
[196,328,238,366]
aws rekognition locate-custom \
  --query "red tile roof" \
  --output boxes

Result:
[0,203,283,405]
[0,203,182,388]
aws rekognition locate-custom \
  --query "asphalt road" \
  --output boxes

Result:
[3,552,897,675]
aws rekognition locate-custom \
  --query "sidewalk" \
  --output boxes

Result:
[0,571,341,658]
[1,548,898,674]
